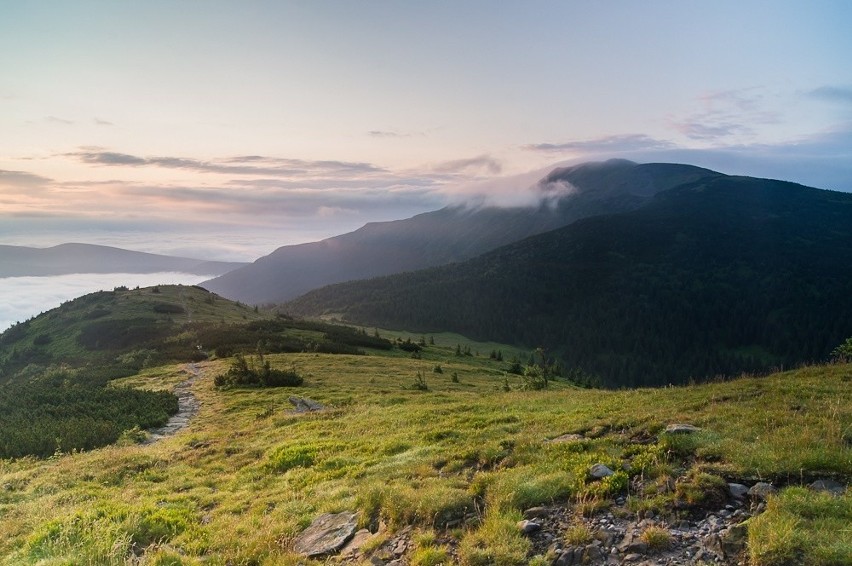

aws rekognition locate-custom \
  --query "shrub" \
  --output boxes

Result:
[214,353,303,388]
[640,525,672,551]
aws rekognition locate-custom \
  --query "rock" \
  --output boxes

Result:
[293,511,358,557]
[664,423,701,434]
[625,540,648,554]
[594,528,617,546]
[517,519,541,535]
[583,544,605,562]
[705,522,748,559]
[809,479,846,496]
[748,482,776,501]
[589,464,615,479]
[624,553,643,562]
[369,557,386,566]
[728,482,749,500]
[339,528,373,557]
[546,433,585,444]
[289,396,324,412]
[554,546,580,565]
[523,506,550,519]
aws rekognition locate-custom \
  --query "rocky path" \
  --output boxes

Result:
[143,363,202,444]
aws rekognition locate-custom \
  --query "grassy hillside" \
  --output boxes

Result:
[286,175,852,387]
[0,285,394,458]
[0,340,848,565]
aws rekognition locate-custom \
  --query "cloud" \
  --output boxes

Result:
[808,85,852,104]
[69,151,387,177]
[671,88,780,142]
[93,117,114,126]
[368,130,407,138]
[0,169,52,187]
[431,154,503,175]
[525,134,675,153]
[45,115,73,125]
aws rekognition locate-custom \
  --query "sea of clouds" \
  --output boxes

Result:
[0,272,214,332]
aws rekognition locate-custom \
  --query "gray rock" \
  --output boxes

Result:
[523,506,550,519]
[547,433,585,444]
[624,553,643,562]
[369,557,386,566]
[809,479,846,496]
[728,482,749,499]
[517,519,542,535]
[339,528,373,558]
[589,463,615,479]
[705,522,748,559]
[554,547,580,565]
[583,544,606,563]
[625,540,648,554]
[289,396,324,412]
[293,511,358,557]
[748,482,776,500]
[664,423,702,434]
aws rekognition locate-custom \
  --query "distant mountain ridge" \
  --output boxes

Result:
[0,243,246,277]
[202,159,720,304]
[285,172,852,387]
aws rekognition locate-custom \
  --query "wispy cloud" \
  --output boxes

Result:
[807,85,852,104]
[431,154,502,175]
[93,117,114,126]
[45,115,74,125]
[69,151,387,177]
[0,169,53,187]
[524,134,674,153]
[368,130,407,138]
[671,89,780,142]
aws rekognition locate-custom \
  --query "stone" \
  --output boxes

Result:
[748,482,776,501]
[589,463,615,479]
[809,479,846,496]
[624,553,643,562]
[728,482,749,500]
[664,423,701,434]
[554,546,580,565]
[517,519,541,535]
[289,396,324,412]
[625,540,648,554]
[583,544,606,563]
[546,433,585,444]
[523,506,550,519]
[293,511,359,557]
[705,522,748,559]
[339,528,373,557]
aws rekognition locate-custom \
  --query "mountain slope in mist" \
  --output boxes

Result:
[203,160,719,304]
[0,243,246,277]
[285,174,852,387]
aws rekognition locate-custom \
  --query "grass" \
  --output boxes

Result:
[0,342,849,565]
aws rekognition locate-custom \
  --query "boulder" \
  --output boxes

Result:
[517,519,541,535]
[293,511,358,557]
[748,482,776,501]
[522,506,549,519]
[546,433,585,444]
[589,463,614,479]
[728,482,749,500]
[289,396,324,412]
[809,479,846,496]
[705,522,748,559]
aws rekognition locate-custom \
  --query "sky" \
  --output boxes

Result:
[2,0,851,261]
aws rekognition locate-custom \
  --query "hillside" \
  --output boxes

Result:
[202,160,720,304]
[0,243,246,277]
[0,340,848,565]
[0,285,394,458]
[286,175,852,387]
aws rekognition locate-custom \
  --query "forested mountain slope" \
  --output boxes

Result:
[203,160,719,304]
[286,175,852,386]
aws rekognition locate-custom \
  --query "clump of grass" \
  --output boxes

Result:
[458,511,530,566]
[674,469,727,508]
[640,525,672,551]
[563,523,592,546]
[265,444,316,473]
[411,544,451,566]
[749,487,852,566]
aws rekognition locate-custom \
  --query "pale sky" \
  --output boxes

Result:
[2,1,851,261]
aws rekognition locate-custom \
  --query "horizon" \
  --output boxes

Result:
[2,1,852,260]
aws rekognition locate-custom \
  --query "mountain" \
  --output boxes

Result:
[0,243,246,277]
[202,159,720,304]
[285,172,852,387]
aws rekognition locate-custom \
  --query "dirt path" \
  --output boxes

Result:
[144,363,202,444]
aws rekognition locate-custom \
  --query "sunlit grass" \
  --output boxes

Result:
[0,346,849,564]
